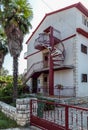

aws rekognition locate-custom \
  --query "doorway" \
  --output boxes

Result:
[32,78,37,93]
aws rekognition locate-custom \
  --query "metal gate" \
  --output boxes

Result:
[30,99,88,130]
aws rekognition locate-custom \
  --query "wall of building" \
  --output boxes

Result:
[76,8,88,32]
[76,34,88,97]
[61,37,75,65]
[54,69,74,96]
[27,7,77,69]
[27,6,88,97]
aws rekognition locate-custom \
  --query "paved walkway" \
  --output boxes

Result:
[1,128,30,130]
[2,126,41,130]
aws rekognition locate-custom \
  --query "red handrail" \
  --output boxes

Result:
[24,61,44,83]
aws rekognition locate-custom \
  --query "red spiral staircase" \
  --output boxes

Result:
[34,26,65,95]
[34,27,65,66]
[24,26,66,95]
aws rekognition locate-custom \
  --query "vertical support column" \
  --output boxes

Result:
[49,27,54,95]
[65,105,69,130]
[49,54,54,95]
[16,98,37,126]
[16,98,30,126]
[30,99,32,125]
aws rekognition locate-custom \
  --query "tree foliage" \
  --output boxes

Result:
[0,27,8,70]
[0,0,33,101]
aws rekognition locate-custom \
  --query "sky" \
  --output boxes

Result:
[3,0,88,75]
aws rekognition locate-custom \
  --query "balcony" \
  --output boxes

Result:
[24,60,74,84]
[34,26,61,50]
[34,33,50,50]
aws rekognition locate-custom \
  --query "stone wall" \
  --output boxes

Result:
[0,101,16,120]
[0,97,37,126]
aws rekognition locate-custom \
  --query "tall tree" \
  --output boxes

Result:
[0,0,33,102]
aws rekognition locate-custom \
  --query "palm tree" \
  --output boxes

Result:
[0,27,8,73]
[0,0,33,102]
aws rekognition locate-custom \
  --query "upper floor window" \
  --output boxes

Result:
[82,15,88,27]
[81,74,87,82]
[81,44,87,54]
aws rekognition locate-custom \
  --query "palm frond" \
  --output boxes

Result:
[0,0,33,35]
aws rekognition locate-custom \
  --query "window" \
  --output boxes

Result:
[82,15,88,27]
[81,74,87,82]
[84,18,87,26]
[38,79,40,84]
[81,44,87,54]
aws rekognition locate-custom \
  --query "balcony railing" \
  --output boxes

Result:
[25,61,45,83]
[24,59,73,84]
[34,27,61,50]
[36,86,75,97]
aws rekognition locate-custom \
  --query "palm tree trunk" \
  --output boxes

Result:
[13,56,18,102]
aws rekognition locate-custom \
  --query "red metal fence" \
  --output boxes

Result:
[37,87,75,97]
[30,99,88,130]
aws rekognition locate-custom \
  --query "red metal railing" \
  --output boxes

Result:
[37,86,75,97]
[24,61,44,83]
[30,99,88,130]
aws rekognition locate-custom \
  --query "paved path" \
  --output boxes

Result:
[1,128,30,130]
[1,126,41,130]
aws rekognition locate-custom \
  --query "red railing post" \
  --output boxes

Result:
[30,99,32,125]
[65,105,69,130]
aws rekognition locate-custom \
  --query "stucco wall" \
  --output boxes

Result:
[26,5,88,97]
[76,34,88,97]
[27,7,77,69]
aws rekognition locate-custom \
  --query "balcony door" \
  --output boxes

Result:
[32,78,37,93]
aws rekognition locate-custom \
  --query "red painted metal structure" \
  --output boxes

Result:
[30,99,88,130]
[34,26,65,96]
[48,27,54,95]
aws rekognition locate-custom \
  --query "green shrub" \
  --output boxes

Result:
[44,100,55,111]
[0,96,12,104]
[0,83,13,97]
[37,102,45,118]
[0,111,18,129]
[37,98,55,111]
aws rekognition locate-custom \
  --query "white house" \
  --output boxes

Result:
[24,2,88,97]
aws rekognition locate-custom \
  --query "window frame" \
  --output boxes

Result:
[82,15,88,27]
[81,44,87,54]
[81,74,87,82]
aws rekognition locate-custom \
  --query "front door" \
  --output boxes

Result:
[32,78,37,93]
[43,74,48,95]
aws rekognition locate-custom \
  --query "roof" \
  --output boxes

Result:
[26,2,88,44]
